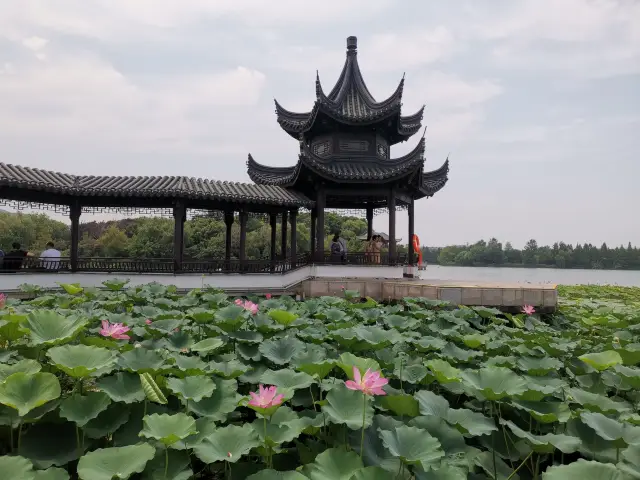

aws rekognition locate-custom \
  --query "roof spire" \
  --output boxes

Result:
[346,36,357,52]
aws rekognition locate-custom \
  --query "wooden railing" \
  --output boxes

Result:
[0,251,407,274]
[319,251,408,266]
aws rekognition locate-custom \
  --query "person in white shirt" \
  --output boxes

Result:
[40,242,61,270]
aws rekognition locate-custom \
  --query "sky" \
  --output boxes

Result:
[0,0,639,248]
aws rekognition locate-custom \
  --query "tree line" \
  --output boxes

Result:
[1,211,639,270]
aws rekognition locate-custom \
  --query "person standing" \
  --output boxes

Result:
[40,242,61,270]
[337,232,348,264]
[330,234,344,264]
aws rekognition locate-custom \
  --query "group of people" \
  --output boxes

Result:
[0,242,61,271]
[365,235,385,264]
[329,233,386,264]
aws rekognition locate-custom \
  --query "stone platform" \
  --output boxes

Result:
[302,277,558,310]
[0,267,558,311]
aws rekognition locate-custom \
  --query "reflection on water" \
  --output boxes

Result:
[418,265,640,287]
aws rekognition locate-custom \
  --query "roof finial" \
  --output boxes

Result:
[346,36,357,52]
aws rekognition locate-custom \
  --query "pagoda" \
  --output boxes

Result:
[247,36,449,265]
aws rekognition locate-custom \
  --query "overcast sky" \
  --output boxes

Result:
[1,0,639,248]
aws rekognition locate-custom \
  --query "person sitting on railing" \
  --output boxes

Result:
[39,242,61,270]
[1,242,29,272]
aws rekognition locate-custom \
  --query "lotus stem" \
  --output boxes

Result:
[263,417,269,467]
[309,386,317,412]
[491,403,497,480]
[164,448,169,478]
[507,450,533,480]
[359,392,366,458]
[76,424,81,456]
[17,421,23,453]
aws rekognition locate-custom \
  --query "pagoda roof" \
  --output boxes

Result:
[248,136,449,196]
[0,162,314,208]
[275,36,423,143]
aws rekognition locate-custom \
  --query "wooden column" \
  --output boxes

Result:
[366,205,374,240]
[173,201,186,272]
[239,210,248,272]
[270,213,277,272]
[310,208,317,258]
[408,198,415,265]
[69,201,81,272]
[388,190,396,265]
[224,211,234,269]
[315,187,325,262]
[289,209,297,268]
[281,210,288,260]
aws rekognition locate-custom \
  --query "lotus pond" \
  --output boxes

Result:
[0,282,639,479]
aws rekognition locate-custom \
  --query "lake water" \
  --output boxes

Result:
[419,265,640,287]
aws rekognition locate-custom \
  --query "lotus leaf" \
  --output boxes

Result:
[301,448,364,480]
[259,337,306,365]
[247,470,308,479]
[0,372,61,416]
[542,459,627,479]
[166,375,215,402]
[140,413,197,446]
[139,373,168,404]
[501,419,582,453]
[191,337,225,354]
[193,424,259,463]
[187,377,238,422]
[47,345,117,378]
[22,311,87,346]
[0,359,42,382]
[425,359,461,384]
[34,467,71,479]
[460,367,527,400]
[322,385,374,430]
[96,372,146,403]
[579,351,623,371]
[580,412,640,447]
[0,455,36,479]
[77,443,155,480]
[59,392,111,426]
[379,425,445,468]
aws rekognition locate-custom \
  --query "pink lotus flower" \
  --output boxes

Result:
[521,305,536,315]
[265,294,272,300]
[345,366,388,396]
[0,293,5,309]
[145,319,152,325]
[248,384,284,409]
[100,320,130,340]
[235,299,258,315]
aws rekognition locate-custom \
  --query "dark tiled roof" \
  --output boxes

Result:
[247,155,300,186]
[421,158,450,197]
[0,162,314,207]
[248,138,429,185]
[301,137,426,182]
[274,37,422,141]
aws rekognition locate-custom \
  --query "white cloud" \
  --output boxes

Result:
[22,36,49,51]
[362,28,457,72]
[0,0,393,41]
[406,72,503,110]
[467,0,640,77]
[0,48,266,156]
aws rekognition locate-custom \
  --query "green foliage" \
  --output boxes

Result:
[0,283,637,478]
[434,237,640,270]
